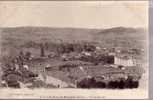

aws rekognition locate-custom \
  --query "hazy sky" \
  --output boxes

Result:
[0,1,148,28]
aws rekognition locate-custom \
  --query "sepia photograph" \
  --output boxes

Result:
[0,1,149,99]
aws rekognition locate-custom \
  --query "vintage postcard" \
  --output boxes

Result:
[0,1,149,99]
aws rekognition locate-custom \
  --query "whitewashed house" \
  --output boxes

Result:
[114,56,136,66]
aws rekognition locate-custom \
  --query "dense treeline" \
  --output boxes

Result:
[77,76,139,89]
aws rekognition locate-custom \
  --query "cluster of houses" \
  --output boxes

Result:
[0,42,143,89]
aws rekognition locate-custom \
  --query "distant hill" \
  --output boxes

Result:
[0,26,147,49]
[94,27,147,48]
[97,27,145,34]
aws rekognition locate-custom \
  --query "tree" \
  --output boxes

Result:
[25,51,31,60]
[40,43,45,57]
